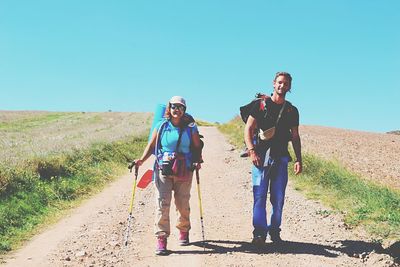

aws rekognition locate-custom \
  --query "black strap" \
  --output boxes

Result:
[263,99,286,126]
[175,127,184,152]
[275,101,286,125]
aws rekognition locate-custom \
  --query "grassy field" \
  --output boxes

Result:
[0,111,152,166]
[218,116,400,244]
[0,111,152,252]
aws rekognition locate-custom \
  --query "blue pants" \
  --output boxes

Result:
[252,157,289,237]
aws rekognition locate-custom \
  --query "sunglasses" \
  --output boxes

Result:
[170,104,186,111]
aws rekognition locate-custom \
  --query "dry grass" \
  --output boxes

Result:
[0,111,152,166]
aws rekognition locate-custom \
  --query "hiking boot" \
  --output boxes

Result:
[251,235,266,248]
[269,229,283,244]
[178,231,189,246]
[155,236,168,256]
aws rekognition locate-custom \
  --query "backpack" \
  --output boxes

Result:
[182,114,204,163]
[239,93,270,123]
[239,93,293,124]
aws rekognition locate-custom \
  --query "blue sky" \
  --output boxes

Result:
[1,0,399,132]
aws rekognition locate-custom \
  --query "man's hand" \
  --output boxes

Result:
[294,161,302,175]
[249,150,262,167]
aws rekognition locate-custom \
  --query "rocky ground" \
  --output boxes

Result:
[2,126,398,266]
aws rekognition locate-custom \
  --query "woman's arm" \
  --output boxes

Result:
[191,130,201,150]
[134,128,158,167]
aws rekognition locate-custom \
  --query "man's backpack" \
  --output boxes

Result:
[239,93,270,123]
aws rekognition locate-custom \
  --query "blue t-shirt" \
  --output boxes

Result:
[155,120,199,154]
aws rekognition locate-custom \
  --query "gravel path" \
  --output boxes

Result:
[2,127,397,266]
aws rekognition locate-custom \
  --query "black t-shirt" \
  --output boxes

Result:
[249,98,299,158]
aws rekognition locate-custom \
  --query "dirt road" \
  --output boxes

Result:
[2,127,397,266]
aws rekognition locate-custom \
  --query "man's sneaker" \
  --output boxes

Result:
[269,229,283,244]
[178,231,189,246]
[251,235,266,248]
[155,236,168,255]
[240,147,249,157]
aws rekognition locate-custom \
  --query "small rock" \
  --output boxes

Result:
[109,241,119,247]
[65,256,71,261]
[75,251,87,257]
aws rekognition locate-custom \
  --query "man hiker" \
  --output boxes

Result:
[244,71,302,246]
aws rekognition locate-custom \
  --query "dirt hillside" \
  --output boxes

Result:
[300,125,400,190]
[2,126,398,266]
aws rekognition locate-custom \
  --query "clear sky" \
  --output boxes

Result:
[1,0,399,132]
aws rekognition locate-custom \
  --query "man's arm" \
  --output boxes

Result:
[291,126,302,175]
[244,115,261,167]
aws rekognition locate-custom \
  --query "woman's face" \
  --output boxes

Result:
[170,103,186,119]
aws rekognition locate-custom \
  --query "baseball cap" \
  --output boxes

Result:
[169,96,186,107]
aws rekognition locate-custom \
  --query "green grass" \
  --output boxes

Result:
[217,116,245,148]
[0,135,147,253]
[289,153,400,241]
[218,117,400,243]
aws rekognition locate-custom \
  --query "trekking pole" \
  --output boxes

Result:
[124,162,139,246]
[195,168,206,251]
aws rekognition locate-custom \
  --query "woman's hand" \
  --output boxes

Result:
[134,159,144,167]
[194,163,201,170]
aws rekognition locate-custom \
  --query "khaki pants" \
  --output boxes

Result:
[154,170,193,237]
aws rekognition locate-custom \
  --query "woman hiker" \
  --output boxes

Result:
[134,96,202,255]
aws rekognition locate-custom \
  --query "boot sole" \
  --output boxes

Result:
[155,250,169,256]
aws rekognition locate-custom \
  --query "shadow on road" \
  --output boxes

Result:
[171,239,398,262]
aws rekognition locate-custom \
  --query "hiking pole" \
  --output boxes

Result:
[195,168,206,251]
[124,162,139,246]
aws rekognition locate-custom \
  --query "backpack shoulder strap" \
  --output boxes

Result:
[155,119,169,163]
[175,126,184,152]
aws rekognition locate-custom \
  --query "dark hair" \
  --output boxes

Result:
[274,72,292,83]
[164,104,172,119]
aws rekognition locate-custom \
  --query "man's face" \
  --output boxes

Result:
[273,75,291,96]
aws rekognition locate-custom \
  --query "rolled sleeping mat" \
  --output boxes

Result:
[148,103,166,141]
[139,103,166,189]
